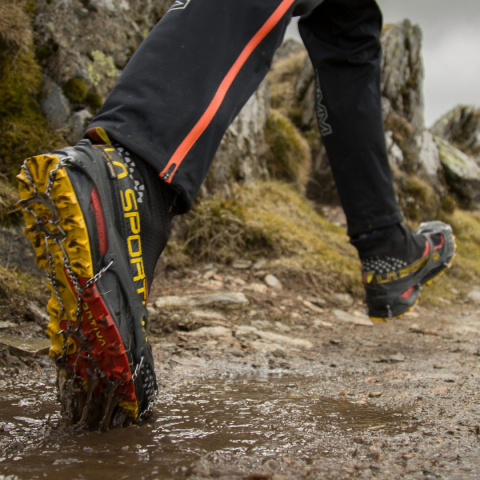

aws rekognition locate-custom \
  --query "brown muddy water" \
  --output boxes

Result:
[0,374,417,479]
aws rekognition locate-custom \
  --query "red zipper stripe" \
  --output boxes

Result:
[160,0,295,182]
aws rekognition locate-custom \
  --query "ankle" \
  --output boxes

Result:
[351,223,426,264]
[350,224,400,259]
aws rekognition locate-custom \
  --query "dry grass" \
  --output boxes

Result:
[0,1,33,51]
[168,180,362,296]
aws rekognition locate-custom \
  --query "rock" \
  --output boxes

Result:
[376,353,406,363]
[435,136,480,204]
[274,321,291,334]
[264,274,282,290]
[415,130,444,190]
[313,319,334,329]
[273,38,305,62]
[253,259,268,270]
[0,227,41,277]
[41,77,71,130]
[154,292,249,309]
[204,82,269,197]
[381,20,424,133]
[243,283,269,294]
[232,259,253,269]
[0,334,50,356]
[0,322,16,329]
[235,325,313,350]
[186,326,233,338]
[331,293,354,308]
[67,108,93,144]
[258,330,313,349]
[188,310,228,322]
[333,310,373,327]
[303,300,324,313]
[26,302,49,327]
[431,105,480,161]
[466,289,480,305]
[305,296,327,308]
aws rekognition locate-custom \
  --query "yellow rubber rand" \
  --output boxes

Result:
[17,154,94,358]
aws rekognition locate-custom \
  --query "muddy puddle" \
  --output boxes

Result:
[0,374,417,479]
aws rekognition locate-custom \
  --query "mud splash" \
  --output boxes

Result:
[0,374,417,479]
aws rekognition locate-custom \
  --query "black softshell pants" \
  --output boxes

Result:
[88,0,403,236]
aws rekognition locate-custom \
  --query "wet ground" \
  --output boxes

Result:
[1,262,480,479]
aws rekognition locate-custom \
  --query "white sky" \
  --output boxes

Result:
[286,1,480,127]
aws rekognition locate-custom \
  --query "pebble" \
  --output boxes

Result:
[333,309,373,327]
[305,296,327,308]
[232,259,253,269]
[187,310,227,322]
[331,292,354,307]
[466,289,480,304]
[264,274,282,290]
[243,283,268,294]
[154,292,249,308]
[185,326,233,338]
[303,300,324,313]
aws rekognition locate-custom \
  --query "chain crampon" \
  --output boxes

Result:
[18,155,155,429]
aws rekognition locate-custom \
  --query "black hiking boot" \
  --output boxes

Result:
[352,222,456,321]
[17,128,175,429]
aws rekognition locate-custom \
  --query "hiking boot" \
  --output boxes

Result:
[17,130,175,429]
[352,222,456,321]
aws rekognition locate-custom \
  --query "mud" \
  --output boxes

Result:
[1,261,480,479]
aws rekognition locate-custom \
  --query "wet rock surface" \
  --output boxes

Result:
[1,261,480,479]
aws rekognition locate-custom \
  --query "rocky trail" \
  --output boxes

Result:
[1,260,479,479]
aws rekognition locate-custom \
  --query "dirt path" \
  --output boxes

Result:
[1,262,479,479]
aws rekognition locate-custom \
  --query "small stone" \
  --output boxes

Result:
[332,292,354,307]
[305,296,327,308]
[313,319,334,328]
[274,321,291,333]
[243,283,268,294]
[154,292,249,308]
[232,259,253,269]
[0,322,16,330]
[333,309,373,327]
[467,289,480,304]
[253,259,267,270]
[186,326,233,338]
[264,274,282,290]
[188,310,227,322]
[303,300,324,313]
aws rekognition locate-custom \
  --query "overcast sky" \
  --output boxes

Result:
[286,0,480,126]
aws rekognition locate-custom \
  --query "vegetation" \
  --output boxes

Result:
[264,109,311,189]
[169,180,362,296]
[0,0,62,181]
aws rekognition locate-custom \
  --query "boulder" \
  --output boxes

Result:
[435,136,480,205]
[431,105,480,161]
[381,20,425,133]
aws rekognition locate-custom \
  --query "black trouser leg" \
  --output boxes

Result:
[299,0,403,236]
[89,0,318,213]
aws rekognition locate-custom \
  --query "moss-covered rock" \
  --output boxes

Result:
[62,77,89,104]
[264,109,311,190]
[0,0,62,180]
[435,136,480,206]
[88,50,118,86]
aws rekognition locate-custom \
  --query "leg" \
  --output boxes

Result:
[89,0,305,213]
[299,0,402,236]
[299,0,455,320]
